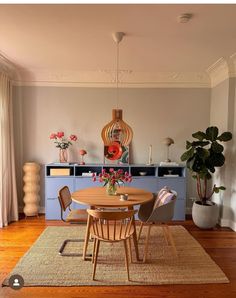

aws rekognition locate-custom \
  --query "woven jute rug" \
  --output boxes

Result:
[2,225,229,286]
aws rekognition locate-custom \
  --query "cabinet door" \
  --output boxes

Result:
[173,199,186,220]
[45,178,74,220]
[129,177,158,193]
[75,177,101,190]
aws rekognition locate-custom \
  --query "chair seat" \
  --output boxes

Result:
[90,223,134,241]
[66,209,88,223]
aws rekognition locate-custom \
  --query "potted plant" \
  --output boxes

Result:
[181,126,232,228]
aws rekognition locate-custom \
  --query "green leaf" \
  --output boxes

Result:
[192,157,205,172]
[206,152,225,167]
[196,147,210,160]
[211,141,224,153]
[191,141,210,147]
[217,132,232,142]
[206,126,219,141]
[186,141,192,149]
[192,131,206,141]
[180,148,194,161]
[214,186,226,193]
[218,186,226,190]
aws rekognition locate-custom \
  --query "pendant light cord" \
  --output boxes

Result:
[116,41,119,109]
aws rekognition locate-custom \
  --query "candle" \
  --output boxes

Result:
[148,145,152,164]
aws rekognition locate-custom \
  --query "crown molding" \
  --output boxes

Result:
[229,52,236,77]
[206,57,229,88]
[0,53,20,80]
[12,68,210,88]
[207,53,236,88]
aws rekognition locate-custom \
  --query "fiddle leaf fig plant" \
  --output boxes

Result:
[181,126,232,205]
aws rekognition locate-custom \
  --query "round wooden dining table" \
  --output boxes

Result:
[72,186,153,261]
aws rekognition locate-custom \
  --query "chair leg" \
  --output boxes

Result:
[128,237,132,263]
[92,238,97,264]
[137,222,144,242]
[123,239,130,281]
[92,239,100,280]
[59,239,84,256]
[165,225,177,256]
[143,224,152,263]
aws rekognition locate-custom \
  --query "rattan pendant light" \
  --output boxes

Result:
[101,32,133,147]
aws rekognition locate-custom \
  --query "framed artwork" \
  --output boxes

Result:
[104,141,129,164]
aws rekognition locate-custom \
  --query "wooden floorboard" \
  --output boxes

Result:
[0,215,236,298]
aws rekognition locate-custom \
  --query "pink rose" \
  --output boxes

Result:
[50,133,57,139]
[57,131,64,138]
[117,169,123,175]
[99,178,103,183]
[109,168,114,173]
[70,134,77,141]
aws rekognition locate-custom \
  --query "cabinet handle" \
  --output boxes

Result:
[47,197,57,201]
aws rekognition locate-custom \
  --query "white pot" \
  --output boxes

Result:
[192,201,219,229]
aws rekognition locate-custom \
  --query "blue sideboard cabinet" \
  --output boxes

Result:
[45,163,186,220]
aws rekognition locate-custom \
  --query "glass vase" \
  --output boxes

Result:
[59,149,68,163]
[106,182,117,196]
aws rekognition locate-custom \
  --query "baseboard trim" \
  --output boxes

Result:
[220,218,236,232]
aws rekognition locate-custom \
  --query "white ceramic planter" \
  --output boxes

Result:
[192,201,219,229]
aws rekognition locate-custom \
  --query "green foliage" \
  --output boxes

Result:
[181,126,232,202]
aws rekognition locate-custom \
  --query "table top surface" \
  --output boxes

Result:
[71,186,153,207]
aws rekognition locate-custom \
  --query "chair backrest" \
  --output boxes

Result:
[147,190,177,223]
[87,209,137,242]
[58,186,72,212]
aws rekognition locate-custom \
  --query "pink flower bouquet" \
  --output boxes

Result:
[92,168,132,187]
[50,132,77,149]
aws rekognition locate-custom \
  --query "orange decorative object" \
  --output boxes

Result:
[107,142,123,160]
[101,109,133,146]
[79,149,87,156]
[79,149,87,165]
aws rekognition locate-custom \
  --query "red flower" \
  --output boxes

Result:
[57,131,64,138]
[92,177,96,182]
[50,133,57,139]
[70,134,77,141]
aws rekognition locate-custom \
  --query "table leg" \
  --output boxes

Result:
[83,213,92,260]
[128,206,140,261]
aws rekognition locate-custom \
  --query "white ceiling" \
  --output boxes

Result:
[0,4,236,85]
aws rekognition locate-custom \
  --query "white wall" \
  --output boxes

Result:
[13,86,210,209]
[210,78,236,231]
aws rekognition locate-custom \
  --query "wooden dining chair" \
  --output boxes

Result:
[58,186,88,256]
[87,209,137,281]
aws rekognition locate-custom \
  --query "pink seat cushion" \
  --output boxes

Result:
[154,186,175,208]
